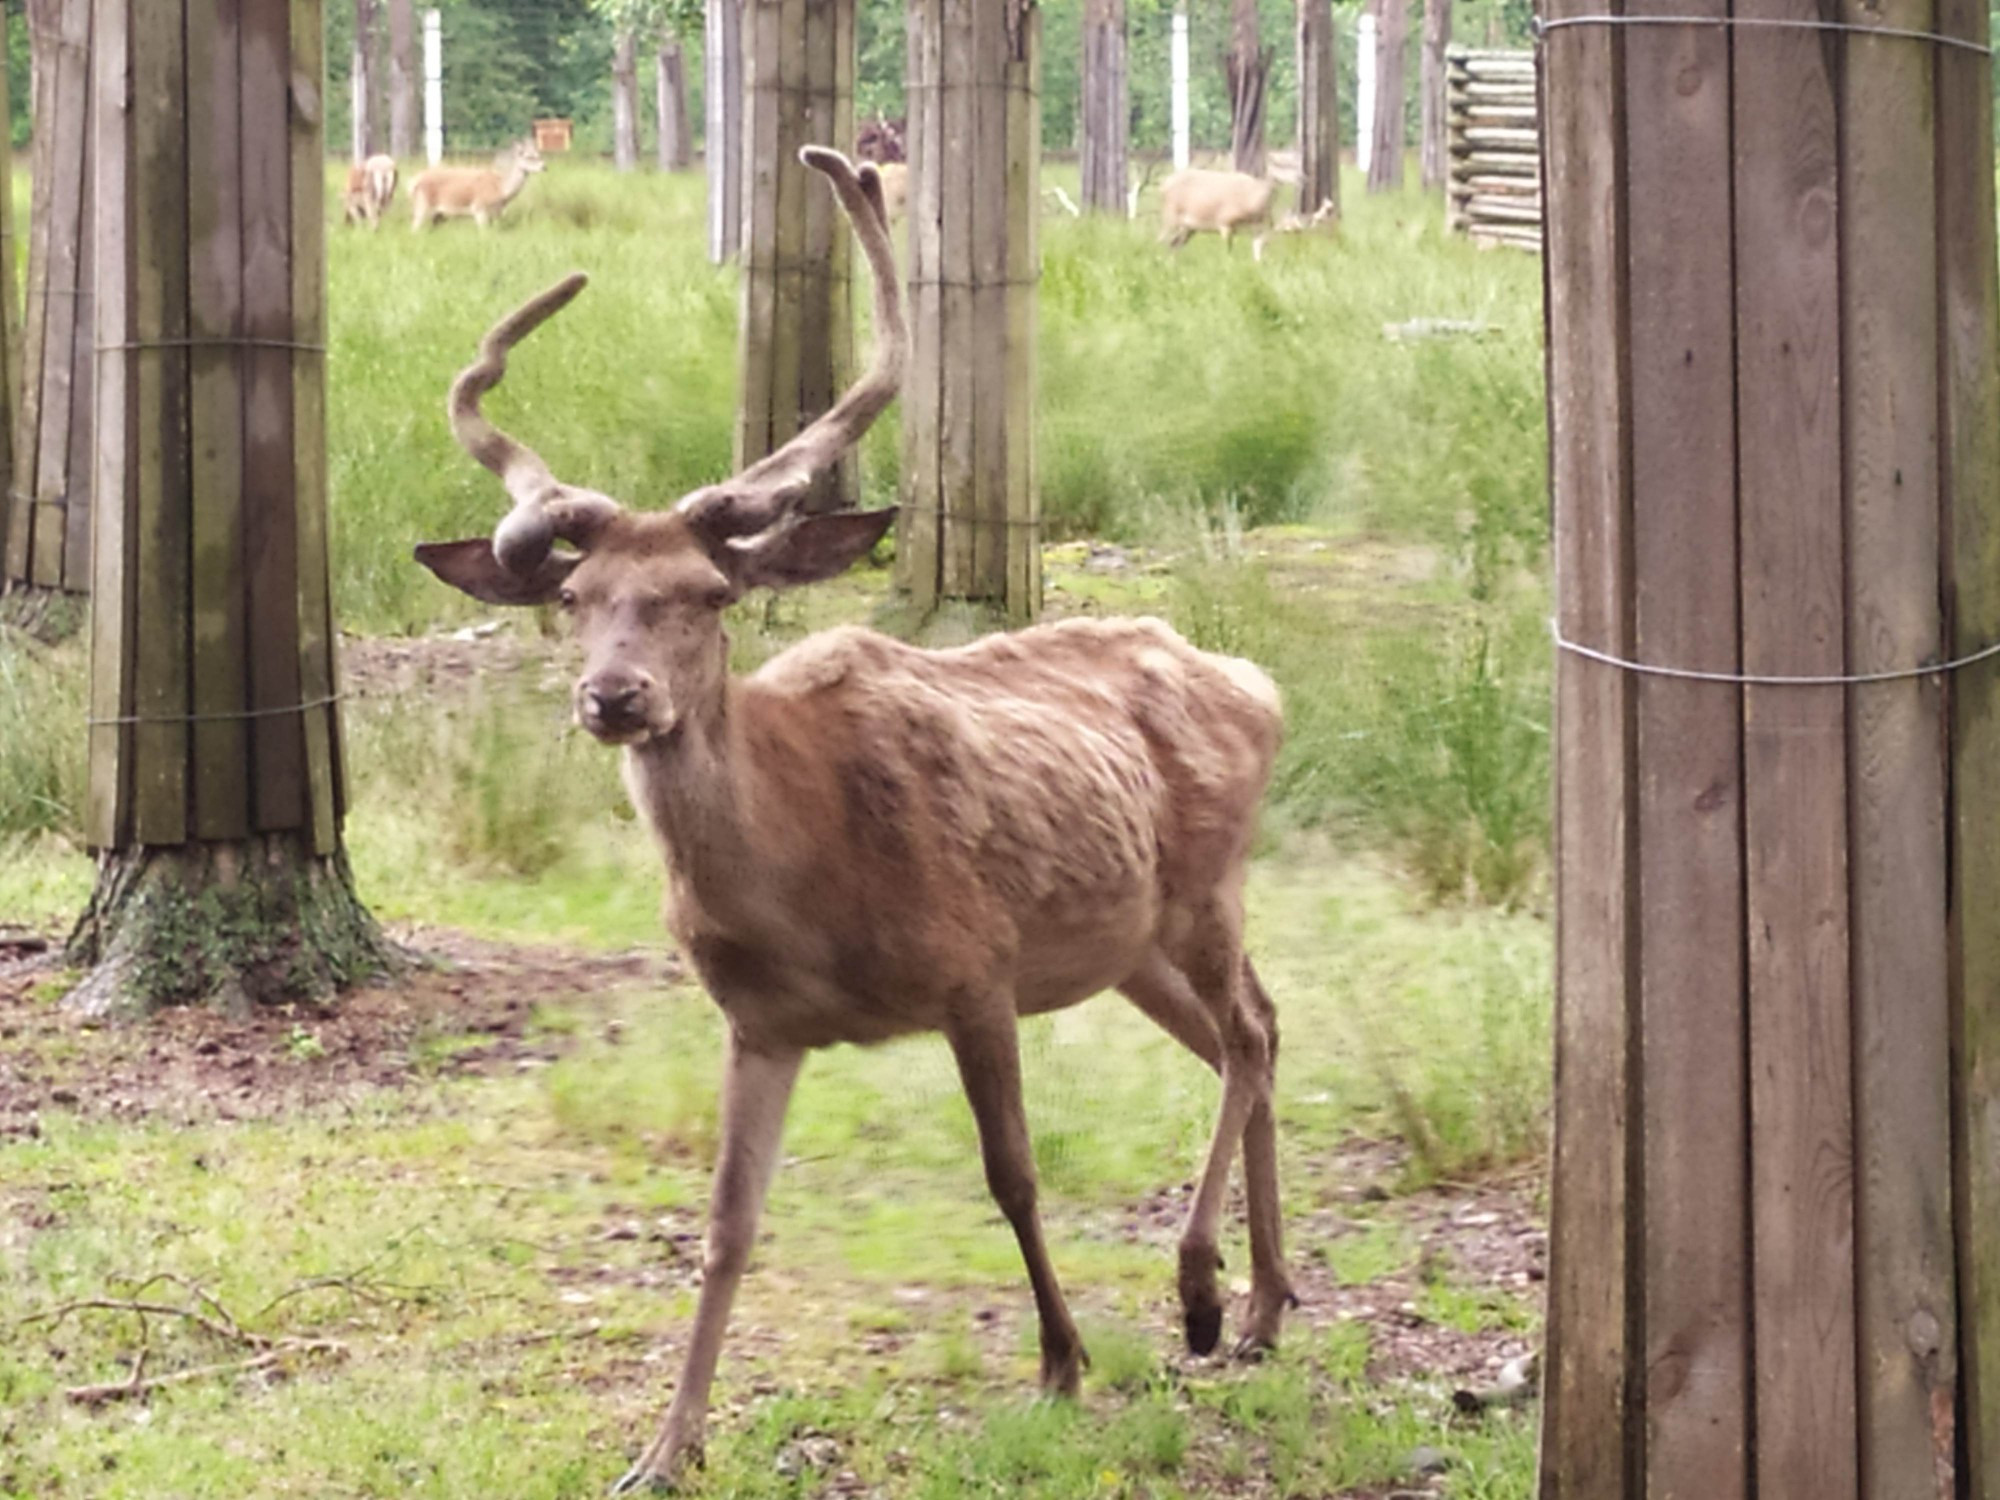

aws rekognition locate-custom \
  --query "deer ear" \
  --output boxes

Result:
[413,538,580,606]
[722,509,897,592]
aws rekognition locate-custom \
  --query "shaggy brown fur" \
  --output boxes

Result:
[415,148,1293,1495]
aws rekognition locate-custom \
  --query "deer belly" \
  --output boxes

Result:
[1012,888,1159,1015]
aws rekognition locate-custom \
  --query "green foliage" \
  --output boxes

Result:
[0,628,85,841]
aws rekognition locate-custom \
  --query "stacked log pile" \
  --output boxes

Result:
[1445,46,1539,251]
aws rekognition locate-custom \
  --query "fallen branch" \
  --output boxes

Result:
[65,1340,347,1406]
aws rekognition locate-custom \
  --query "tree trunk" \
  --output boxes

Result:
[76,0,393,1016]
[351,0,377,158]
[1419,0,1450,189]
[1226,0,1269,176]
[387,0,416,159]
[612,28,639,171]
[657,37,692,170]
[4,0,80,606]
[1079,0,1127,213]
[1295,0,1337,220]
[736,0,856,510]
[706,0,743,259]
[901,0,1041,620]
[1367,0,1407,191]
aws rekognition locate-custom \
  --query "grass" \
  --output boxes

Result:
[2,158,1553,1497]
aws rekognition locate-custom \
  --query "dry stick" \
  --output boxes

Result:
[65,1341,347,1406]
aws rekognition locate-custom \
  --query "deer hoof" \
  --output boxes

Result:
[611,1442,702,1496]
[1231,1330,1278,1363]
[1184,1302,1224,1356]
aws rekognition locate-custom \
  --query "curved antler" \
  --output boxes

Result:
[677,146,907,541]
[449,271,622,574]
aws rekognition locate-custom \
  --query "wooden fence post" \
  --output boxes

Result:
[900,0,1039,622]
[0,6,54,605]
[1538,0,2000,1493]
[706,0,744,262]
[1295,0,1337,221]
[736,0,855,512]
[70,0,390,1016]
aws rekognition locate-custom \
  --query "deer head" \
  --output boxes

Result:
[506,138,548,176]
[414,147,904,745]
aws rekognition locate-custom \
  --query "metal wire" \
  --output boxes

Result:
[1533,12,1992,55]
[88,691,344,728]
[96,337,327,355]
[1552,620,2000,685]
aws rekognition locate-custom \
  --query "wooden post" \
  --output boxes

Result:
[612,26,639,171]
[1079,0,1126,214]
[1538,0,2000,1494]
[735,0,855,511]
[706,0,744,261]
[386,0,414,158]
[1365,0,1405,190]
[1418,0,1449,188]
[901,0,1039,621]
[1,0,70,603]
[657,34,691,170]
[71,0,390,1016]
[1295,0,1336,220]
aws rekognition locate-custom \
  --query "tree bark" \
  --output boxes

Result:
[387,0,416,159]
[1419,0,1450,190]
[613,27,639,171]
[351,0,376,158]
[1295,0,1337,220]
[657,36,691,170]
[1079,0,1127,213]
[1226,0,1269,176]
[1367,0,1407,191]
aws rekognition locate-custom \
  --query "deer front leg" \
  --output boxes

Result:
[612,1038,802,1496]
[946,1006,1088,1397]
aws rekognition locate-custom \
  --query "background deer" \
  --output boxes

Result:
[342,153,398,228]
[409,139,545,230]
[1158,167,1280,260]
[415,147,1294,1494]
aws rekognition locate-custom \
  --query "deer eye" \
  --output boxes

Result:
[557,587,577,610]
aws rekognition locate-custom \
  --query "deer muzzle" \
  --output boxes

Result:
[577,668,661,745]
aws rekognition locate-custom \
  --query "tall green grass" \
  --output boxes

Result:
[326,164,1545,632]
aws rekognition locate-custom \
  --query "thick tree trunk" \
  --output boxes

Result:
[1367,0,1407,191]
[66,837,396,1017]
[706,0,743,259]
[1226,0,1269,176]
[1295,0,1337,220]
[1419,0,1450,189]
[351,0,376,158]
[613,28,639,171]
[78,0,389,1016]
[1079,0,1127,213]
[387,0,416,159]
[657,37,692,170]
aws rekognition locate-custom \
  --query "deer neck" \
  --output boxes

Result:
[497,161,531,204]
[622,679,757,923]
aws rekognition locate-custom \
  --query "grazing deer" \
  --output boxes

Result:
[1159,167,1280,261]
[342,153,399,228]
[415,147,1293,1494]
[409,139,545,230]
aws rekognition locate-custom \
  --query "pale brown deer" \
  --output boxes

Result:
[409,139,545,230]
[415,147,1293,1494]
[342,153,399,228]
[1159,167,1279,261]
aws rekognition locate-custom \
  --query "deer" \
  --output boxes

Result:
[1158,167,1281,262]
[409,139,545,230]
[342,153,399,228]
[875,160,908,220]
[414,146,1294,1494]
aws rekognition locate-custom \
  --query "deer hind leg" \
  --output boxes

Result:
[946,1002,1088,1397]
[613,1038,802,1496]
[1158,900,1282,1357]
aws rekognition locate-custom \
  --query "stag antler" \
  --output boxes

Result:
[676,146,907,541]
[448,272,623,575]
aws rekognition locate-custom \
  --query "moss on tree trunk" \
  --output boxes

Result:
[64,833,399,1017]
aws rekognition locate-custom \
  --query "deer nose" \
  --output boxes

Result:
[579,672,652,732]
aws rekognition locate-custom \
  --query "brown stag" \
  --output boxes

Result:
[414,147,1293,1493]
